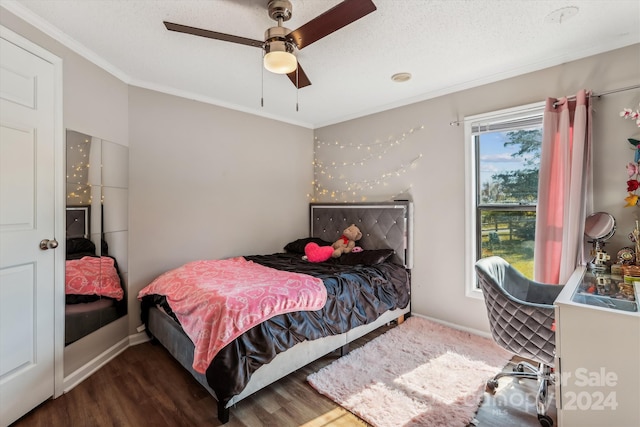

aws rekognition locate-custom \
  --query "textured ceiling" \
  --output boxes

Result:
[4,0,639,128]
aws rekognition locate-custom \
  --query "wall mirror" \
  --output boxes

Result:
[65,130,128,345]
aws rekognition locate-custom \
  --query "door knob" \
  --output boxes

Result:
[40,239,59,250]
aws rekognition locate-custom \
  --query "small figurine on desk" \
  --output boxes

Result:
[594,251,611,266]
[589,250,610,272]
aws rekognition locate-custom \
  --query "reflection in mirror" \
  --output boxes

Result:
[65,130,128,345]
[585,212,616,241]
[585,212,616,272]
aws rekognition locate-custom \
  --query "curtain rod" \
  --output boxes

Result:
[592,83,640,98]
[552,83,640,108]
[449,83,640,126]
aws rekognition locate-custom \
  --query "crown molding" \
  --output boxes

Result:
[1,0,131,83]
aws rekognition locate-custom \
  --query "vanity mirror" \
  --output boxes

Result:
[65,130,128,345]
[584,211,616,272]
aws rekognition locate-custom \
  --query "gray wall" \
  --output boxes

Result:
[127,87,314,318]
[314,43,640,332]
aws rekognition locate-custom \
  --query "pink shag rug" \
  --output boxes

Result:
[307,316,512,427]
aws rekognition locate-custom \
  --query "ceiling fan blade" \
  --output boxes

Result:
[287,0,377,50]
[286,63,312,88]
[164,21,263,48]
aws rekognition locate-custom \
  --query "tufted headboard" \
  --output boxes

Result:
[309,201,413,269]
[66,206,90,238]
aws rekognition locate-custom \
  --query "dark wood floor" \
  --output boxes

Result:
[12,324,556,427]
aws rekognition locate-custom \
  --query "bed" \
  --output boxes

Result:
[138,202,413,423]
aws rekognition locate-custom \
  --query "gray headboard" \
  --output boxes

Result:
[66,206,90,238]
[309,201,413,269]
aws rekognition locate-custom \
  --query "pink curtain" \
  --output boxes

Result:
[534,89,593,284]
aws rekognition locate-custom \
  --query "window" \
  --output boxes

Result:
[464,103,544,297]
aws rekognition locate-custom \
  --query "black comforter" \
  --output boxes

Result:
[141,252,410,405]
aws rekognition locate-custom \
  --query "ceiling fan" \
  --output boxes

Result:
[163,0,377,89]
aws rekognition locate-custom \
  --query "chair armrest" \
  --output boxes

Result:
[526,282,564,305]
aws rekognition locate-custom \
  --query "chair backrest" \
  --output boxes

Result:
[475,256,556,365]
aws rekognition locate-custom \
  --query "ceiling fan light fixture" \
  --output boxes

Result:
[263,29,297,74]
[164,0,378,87]
[264,49,297,74]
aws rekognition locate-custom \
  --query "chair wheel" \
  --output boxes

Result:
[538,414,553,427]
[486,379,499,391]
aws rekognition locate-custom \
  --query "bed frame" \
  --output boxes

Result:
[146,201,413,423]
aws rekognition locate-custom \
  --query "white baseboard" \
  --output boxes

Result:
[62,332,150,394]
[62,337,129,393]
[129,331,151,346]
[410,313,492,339]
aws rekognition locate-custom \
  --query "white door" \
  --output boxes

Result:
[0,30,59,426]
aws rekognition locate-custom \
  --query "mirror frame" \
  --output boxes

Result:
[585,211,616,241]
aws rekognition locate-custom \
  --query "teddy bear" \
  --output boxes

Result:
[331,224,362,258]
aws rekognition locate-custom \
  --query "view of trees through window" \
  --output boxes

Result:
[477,125,542,279]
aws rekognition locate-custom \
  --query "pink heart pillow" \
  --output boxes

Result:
[304,242,334,263]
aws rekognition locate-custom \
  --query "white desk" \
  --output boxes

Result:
[555,267,640,427]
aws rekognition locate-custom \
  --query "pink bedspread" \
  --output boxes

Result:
[66,256,123,300]
[137,257,327,373]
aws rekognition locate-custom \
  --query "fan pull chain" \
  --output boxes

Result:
[296,67,299,112]
[261,50,264,107]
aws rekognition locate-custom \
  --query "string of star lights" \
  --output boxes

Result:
[313,125,424,168]
[312,154,423,201]
[310,125,424,202]
[66,137,92,205]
